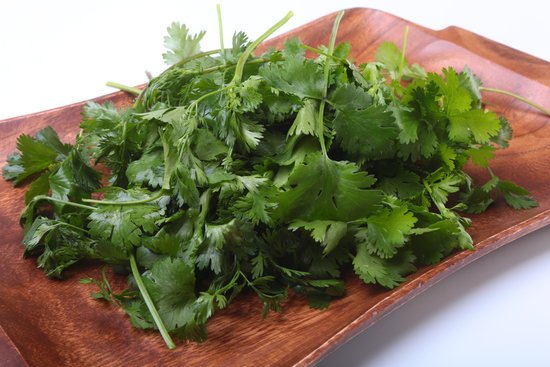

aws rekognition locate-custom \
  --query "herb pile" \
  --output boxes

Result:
[2,10,540,348]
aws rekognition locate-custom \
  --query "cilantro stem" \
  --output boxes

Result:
[479,87,550,117]
[32,195,96,211]
[181,57,273,78]
[300,45,345,62]
[129,253,176,350]
[398,26,410,80]
[217,4,225,64]
[105,82,142,96]
[231,11,293,85]
[318,10,344,156]
[82,191,165,206]
[171,49,221,69]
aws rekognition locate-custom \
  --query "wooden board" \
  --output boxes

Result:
[1,7,549,367]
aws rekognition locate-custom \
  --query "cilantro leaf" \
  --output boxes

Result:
[498,180,538,210]
[23,217,96,278]
[275,153,383,221]
[353,242,416,289]
[290,220,347,254]
[467,145,495,167]
[357,206,417,259]
[142,257,204,340]
[332,104,397,159]
[448,109,501,143]
[88,188,164,255]
[162,22,206,65]
[260,38,325,99]
[7,133,59,184]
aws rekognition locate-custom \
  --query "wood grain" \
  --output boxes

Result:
[1,7,549,367]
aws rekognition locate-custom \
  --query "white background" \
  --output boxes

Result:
[1,1,549,366]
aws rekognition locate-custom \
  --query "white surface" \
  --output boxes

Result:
[1,1,549,366]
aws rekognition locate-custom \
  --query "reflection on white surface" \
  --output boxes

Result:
[318,226,550,367]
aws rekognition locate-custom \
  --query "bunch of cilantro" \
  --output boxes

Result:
[2,10,538,348]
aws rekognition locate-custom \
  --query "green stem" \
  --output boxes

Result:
[171,49,221,69]
[184,57,274,77]
[398,26,409,79]
[301,44,345,62]
[33,195,96,211]
[318,10,344,156]
[198,189,212,223]
[129,253,176,350]
[217,4,225,64]
[231,11,293,85]
[479,87,550,117]
[82,191,164,206]
[105,82,142,96]
[188,85,231,113]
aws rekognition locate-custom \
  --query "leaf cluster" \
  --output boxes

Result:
[2,12,538,345]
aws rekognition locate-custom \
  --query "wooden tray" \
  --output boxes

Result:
[1,7,549,367]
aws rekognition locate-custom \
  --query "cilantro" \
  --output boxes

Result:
[3,9,543,349]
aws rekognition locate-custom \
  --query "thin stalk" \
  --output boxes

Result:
[197,189,211,223]
[318,10,344,156]
[398,26,409,79]
[171,49,221,69]
[479,86,550,117]
[58,221,91,233]
[82,191,164,206]
[129,253,176,350]
[232,11,293,85]
[182,57,274,77]
[217,4,225,64]
[300,44,345,62]
[105,82,142,96]
[33,195,96,211]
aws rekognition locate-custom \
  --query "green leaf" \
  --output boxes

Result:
[375,41,402,72]
[259,38,324,99]
[192,129,228,161]
[353,242,415,289]
[431,68,472,113]
[35,126,71,155]
[25,173,51,204]
[233,189,277,225]
[461,186,494,214]
[290,220,348,254]
[333,105,397,159]
[458,66,482,106]
[288,99,318,137]
[358,206,417,259]
[467,145,495,167]
[498,180,538,210]
[409,218,472,265]
[491,117,513,148]
[329,84,371,110]
[22,217,96,278]
[276,153,383,221]
[13,134,59,184]
[378,169,423,200]
[2,153,24,181]
[438,143,457,170]
[390,105,418,144]
[426,171,464,205]
[142,257,199,336]
[88,188,164,255]
[448,109,501,143]
[126,150,165,188]
[162,22,205,65]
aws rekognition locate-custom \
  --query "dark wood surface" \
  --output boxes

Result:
[1,7,549,367]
